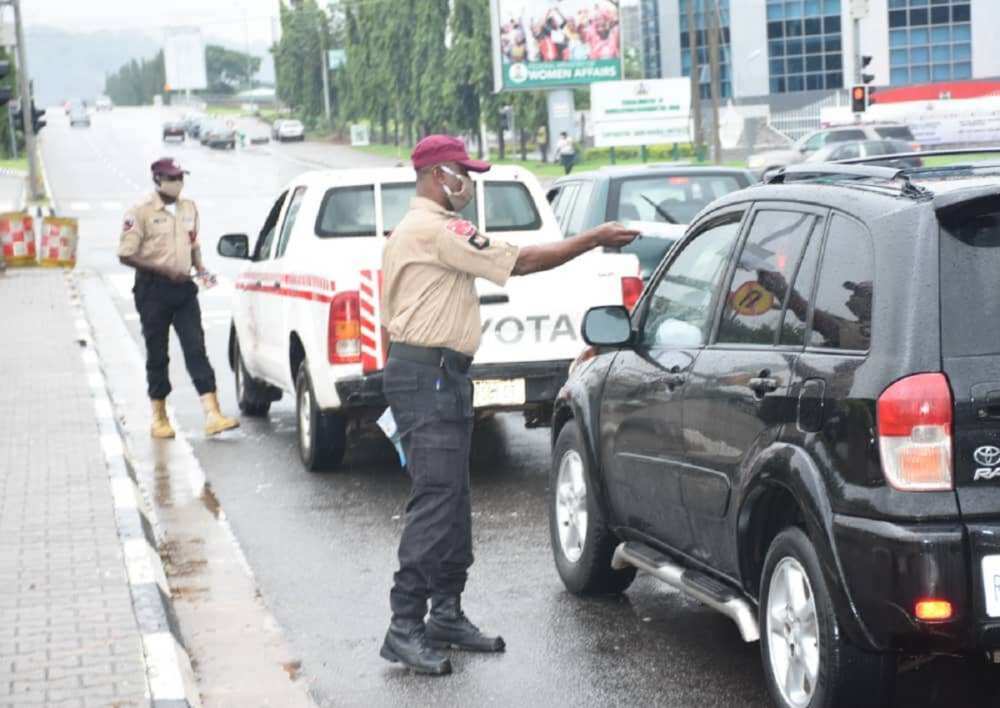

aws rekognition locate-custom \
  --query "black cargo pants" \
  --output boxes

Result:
[133,271,216,400]
[382,345,475,621]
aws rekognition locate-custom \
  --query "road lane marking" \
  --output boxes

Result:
[69,201,92,211]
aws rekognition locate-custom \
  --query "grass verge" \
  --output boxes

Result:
[0,157,28,173]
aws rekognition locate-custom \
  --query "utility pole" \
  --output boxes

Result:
[685,0,703,157]
[319,9,331,124]
[707,0,722,164]
[11,0,39,201]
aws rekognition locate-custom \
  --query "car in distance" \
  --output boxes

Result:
[201,121,237,150]
[748,123,918,174]
[162,121,186,142]
[68,104,91,128]
[272,119,305,142]
[803,138,923,169]
[95,96,113,111]
[549,165,757,281]
[549,155,1000,708]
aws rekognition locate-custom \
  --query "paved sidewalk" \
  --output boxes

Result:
[0,269,148,706]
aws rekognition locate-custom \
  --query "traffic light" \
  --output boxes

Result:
[0,62,11,107]
[31,102,45,133]
[851,85,867,113]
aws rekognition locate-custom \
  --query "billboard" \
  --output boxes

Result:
[491,0,622,92]
[591,79,692,147]
[163,28,208,92]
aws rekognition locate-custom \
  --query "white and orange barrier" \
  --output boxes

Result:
[0,212,36,267]
[39,217,79,268]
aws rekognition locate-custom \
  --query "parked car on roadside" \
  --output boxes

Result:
[549,165,757,280]
[803,138,923,168]
[272,119,305,142]
[548,156,1000,708]
[748,123,918,174]
[201,121,237,150]
[215,166,640,471]
[183,114,206,139]
[95,96,113,111]
[162,121,186,142]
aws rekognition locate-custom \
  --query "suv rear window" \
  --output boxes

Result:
[874,125,915,141]
[381,181,540,234]
[316,185,377,237]
[940,201,1000,357]
[614,174,745,225]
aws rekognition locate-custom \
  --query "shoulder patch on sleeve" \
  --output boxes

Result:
[122,215,136,232]
[446,218,490,250]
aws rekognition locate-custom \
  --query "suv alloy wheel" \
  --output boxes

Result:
[548,423,635,595]
[760,527,894,708]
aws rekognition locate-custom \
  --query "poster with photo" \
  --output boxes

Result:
[493,0,622,91]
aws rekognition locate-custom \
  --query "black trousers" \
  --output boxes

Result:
[133,272,216,400]
[382,352,475,621]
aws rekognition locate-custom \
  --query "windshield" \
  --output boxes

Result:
[614,174,746,225]
[874,126,915,141]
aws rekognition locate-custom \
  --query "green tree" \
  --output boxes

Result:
[272,0,330,124]
[446,0,495,157]
[0,48,19,159]
[104,51,165,106]
[206,45,262,94]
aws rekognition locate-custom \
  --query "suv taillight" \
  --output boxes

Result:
[621,276,643,312]
[328,291,361,364]
[877,373,953,491]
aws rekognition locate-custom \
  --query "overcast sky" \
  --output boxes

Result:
[22,0,283,45]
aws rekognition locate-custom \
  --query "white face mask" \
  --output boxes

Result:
[439,166,474,212]
[157,179,183,200]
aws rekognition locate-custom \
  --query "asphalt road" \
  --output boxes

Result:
[42,106,997,707]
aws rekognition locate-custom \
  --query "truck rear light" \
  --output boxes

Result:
[328,291,361,364]
[621,276,643,312]
[877,373,953,491]
[915,599,953,621]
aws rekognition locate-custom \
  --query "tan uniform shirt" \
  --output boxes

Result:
[382,197,520,356]
[117,192,200,274]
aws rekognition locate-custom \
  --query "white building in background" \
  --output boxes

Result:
[644,0,1000,102]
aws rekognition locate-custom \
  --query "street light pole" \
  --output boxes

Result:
[11,0,39,201]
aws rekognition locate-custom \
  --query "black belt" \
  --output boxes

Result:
[388,342,473,373]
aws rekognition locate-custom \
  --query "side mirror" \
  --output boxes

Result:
[217,233,249,259]
[582,305,633,347]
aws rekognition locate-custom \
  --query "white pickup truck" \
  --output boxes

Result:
[217,165,640,470]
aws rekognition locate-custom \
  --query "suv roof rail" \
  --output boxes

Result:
[766,163,903,183]
[838,146,1000,166]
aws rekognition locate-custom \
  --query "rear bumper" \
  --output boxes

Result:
[333,359,570,423]
[833,514,1000,652]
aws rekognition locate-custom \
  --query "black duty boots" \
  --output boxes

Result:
[380,617,452,675]
[425,595,505,653]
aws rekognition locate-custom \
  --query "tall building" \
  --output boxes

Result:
[640,0,663,79]
[650,0,999,100]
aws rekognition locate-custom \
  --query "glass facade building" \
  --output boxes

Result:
[888,0,972,85]
[641,0,664,79]
[679,0,732,99]
[765,0,844,93]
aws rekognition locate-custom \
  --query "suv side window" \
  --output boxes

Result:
[640,214,743,348]
[802,132,826,152]
[827,129,866,143]
[716,210,817,345]
[565,181,594,235]
[808,214,874,351]
[253,191,288,261]
[552,183,579,235]
[315,185,377,237]
[832,143,862,160]
[275,186,307,258]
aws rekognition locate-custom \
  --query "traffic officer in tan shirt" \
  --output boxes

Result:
[118,158,238,439]
[379,135,638,675]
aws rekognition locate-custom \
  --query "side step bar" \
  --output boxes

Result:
[612,541,760,642]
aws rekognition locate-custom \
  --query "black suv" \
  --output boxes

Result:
[548,158,1000,708]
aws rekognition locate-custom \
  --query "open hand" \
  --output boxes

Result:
[590,222,641,249]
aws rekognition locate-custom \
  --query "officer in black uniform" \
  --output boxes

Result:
[379,135,637,675]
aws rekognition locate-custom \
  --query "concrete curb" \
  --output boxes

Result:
[67,271,202,708]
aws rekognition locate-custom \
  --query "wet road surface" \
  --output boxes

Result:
[44,106,1000,707]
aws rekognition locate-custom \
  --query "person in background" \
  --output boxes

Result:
[554,131,577,175]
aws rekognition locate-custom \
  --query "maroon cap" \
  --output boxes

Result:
[150,157,188,178]
[411,135,491,173]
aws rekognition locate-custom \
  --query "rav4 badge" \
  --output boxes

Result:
[974,445,1000,481]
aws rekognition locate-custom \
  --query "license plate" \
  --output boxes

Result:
[983,555,1000,617]
[473,378,526,408]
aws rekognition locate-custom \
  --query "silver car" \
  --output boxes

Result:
[749,123,917,173]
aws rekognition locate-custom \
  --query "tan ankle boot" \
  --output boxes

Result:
[151,399,176,439]
[201,392,239,435]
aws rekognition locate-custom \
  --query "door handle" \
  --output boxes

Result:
[269,280,281,289]
[254,280,263,288]
[661,365,685,390]
[749,371,779,397]
[479,294,509,306]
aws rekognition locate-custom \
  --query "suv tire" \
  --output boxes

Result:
[549,422,635,595]
[233,338,272,417]
[760,527,895,708]
[295,360,346,472]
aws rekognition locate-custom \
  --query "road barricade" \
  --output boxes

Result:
[39,217,79,268]
[0,212,36,267]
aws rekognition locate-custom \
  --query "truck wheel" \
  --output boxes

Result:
[548,422,635,595]
[295,361,346,472]
[233,339,272,417]
[760,527,895,708]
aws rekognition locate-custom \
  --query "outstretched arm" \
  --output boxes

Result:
[512,222,639,276]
